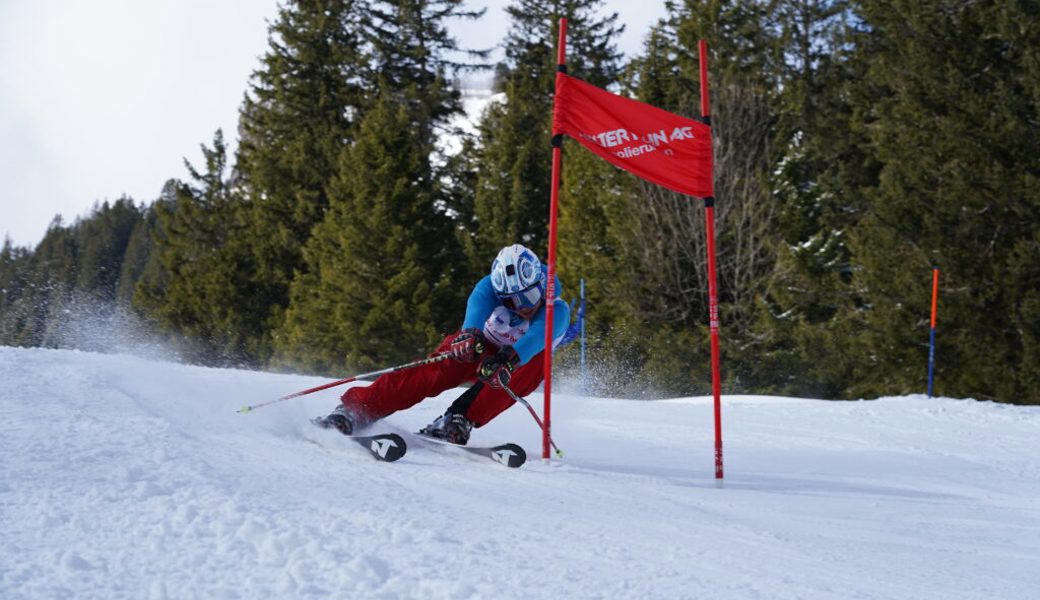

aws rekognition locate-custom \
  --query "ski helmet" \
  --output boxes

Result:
[490,244,545,314]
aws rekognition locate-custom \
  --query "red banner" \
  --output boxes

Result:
[552,73,714,199]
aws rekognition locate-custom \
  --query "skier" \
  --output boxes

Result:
[319,244,570,445]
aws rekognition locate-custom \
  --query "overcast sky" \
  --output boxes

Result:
[0,0,669,248]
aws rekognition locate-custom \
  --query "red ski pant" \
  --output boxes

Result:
[340,333,546,427]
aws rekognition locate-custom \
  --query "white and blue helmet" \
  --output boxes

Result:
[490,244,546,313]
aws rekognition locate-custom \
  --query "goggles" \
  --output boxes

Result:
[498,282,543,313]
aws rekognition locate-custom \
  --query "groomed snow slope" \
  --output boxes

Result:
[1,347,1038,599]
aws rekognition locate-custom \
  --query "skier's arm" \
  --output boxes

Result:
[461,276,498,330]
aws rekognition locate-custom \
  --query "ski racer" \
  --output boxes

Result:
[319,244,570,445]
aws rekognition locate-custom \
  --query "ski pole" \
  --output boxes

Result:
[503,385,563,458]
[237,352,454,414]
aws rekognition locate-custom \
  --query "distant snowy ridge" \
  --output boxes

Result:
[439,86,502,157]
[1,346,1038,599]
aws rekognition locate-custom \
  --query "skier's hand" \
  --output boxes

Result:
[478,347,519,389]
[450,329,486,363]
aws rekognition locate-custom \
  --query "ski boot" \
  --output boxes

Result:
[418,411,473,445]
[316,404,361,436]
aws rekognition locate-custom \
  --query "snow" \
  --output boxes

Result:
[1,346,1038,599]
[438,88,503,157]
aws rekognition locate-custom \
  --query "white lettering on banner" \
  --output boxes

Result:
[648,130,668,146]
[616,144,655,159]
[670,127,694,141]
[580,124,699,159]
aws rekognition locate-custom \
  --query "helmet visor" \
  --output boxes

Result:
[498,282,543,313]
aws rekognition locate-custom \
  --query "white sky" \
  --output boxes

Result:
[0,0,669,248]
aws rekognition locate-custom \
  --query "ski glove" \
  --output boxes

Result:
[449,328,486,363]
[478,347,520,389]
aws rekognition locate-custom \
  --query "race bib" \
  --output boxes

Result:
[482,306,530,348]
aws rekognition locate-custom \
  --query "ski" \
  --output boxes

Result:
[415,434,527,468]
[311,418,407,462]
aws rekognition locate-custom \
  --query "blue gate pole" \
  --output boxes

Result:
[579,278,587,394]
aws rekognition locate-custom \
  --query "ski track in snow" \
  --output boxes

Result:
[1,347,1038,599]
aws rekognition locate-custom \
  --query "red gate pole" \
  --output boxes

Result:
[927,266,940,397]
[542,18,568,462]
[698,40,724,482]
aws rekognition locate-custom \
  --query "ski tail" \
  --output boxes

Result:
[356,432,407,462]
[311,418,407,462]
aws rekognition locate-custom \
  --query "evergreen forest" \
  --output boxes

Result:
[2,0,1039,405]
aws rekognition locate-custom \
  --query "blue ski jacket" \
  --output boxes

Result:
[461,266,570,366]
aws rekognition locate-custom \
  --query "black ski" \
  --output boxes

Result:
[311,418,407,462]
[416,434,527,468]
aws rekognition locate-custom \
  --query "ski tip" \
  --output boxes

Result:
[237,405,253,414]
[492,443,527,468]
[368,433,407,462]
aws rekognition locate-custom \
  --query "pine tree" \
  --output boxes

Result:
[734,0,874,396]
[558,1,782,395]
[9,218,77,347]
[0,199,146,349]
[276,95,456,372]
[71,197,143,302]
[834,0,1040,403]
[137,132,261,363]
[364,0,487,147]
[270,0,482,372]
[231,0,370,362]
[467,0,623,271]
[0,237,33,345]
[769,0,865,282]
[116,206,158,307]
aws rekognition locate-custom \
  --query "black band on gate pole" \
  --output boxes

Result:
[703,196,716,208]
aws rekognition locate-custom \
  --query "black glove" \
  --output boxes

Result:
[449,328,486,363]
[478,347,520,389]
